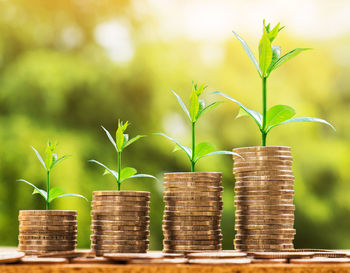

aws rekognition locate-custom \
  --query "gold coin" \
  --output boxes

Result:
[19,220,78,226]
[165,206,222,212]
[93,196,150,202]
[164,196,222,202]
[164,234,222,241]
[187,251,247,259]
[251,251,314,259]
[235,213,294,219]
[18,215,76,221]
[91,201,149,207]
[164,210,221,217]
[163,229,222,236]
[164,191,222,197]
[234,200,293,207]
[91,215,149,222]
[91,235,148,241]
[19,234,76,240]
[93,191,150,198]
[19,225,77,231]
[92,245,148,251]
[19,230,77,235]
[163,220,220,226]
[163,215,221,221]
[235,193,294,200]
[234,155,293,162]
[19,240,77,246]
[91,230,149,236]
[234,166,292,173]
[91,210,148,217]
[234,189,294,196]
[164,172,221,178]
[234,243,294,250]
[234,159,292,167]
[235,223,294,229]
[235,204,295,209]
[234,239,293,245]
[91,239,149,245]
[18,245,75,251]
[235,228,296,235]
[235,180,294,186]
[163,186,223,192]
[163,225,220,231]
[91,225,148,231]
[163,240,220,246]
[19,210,77,216]
[165,200,223,207]
[235,234,294,240]
[163,245,221,251]
[163,181,221,187]
[234,170,294,176]
[91,205,149,212]
[235,218,294,225]
[91,220,149,228]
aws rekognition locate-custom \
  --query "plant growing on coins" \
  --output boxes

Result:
[155,83,240,172]
[214,20,335,146]
[90,120,157,191]
[18,141,87,210]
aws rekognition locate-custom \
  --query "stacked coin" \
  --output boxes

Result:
[91,191,150,256]
[163,172,223,253]
[233,146,295,252]
[18,210,77,255]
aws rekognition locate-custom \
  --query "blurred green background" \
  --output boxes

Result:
[0,0,350,250]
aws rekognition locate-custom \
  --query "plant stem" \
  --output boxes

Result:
[191,122,196,172]
[46,171,50,210]
[117,151,121,191]
[262,77,267,146]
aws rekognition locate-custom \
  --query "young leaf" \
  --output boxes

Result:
[196,150,243,161]
[267,22,280,42]
[267,46,281,74]
[265,105,296,131]
[101,126,117,151]
[52,193,88,202]
[212,92,263,129]
[195,83,206,96]
[154,133,192,160]
[48,187,66,203]
[258,27,273,77]
[116,124,124,152]
[232,31,262,76]
[31,146,46,170]
[196,101,223,120]
[17,179,47,200]
[51,155,70,169]
[171,90,191,120]
[270,116,336,132]
[120,167,137,182]
[123,135,145,149]
[270,48,311,71]
[89,160,119,181]
[128,174,158,181]
[189,89,199,122]
[194,142,216,162]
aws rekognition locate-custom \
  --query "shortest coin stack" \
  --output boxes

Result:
[233,146,295,252]
[163,172,223,253]
[91,191,150,256]
[18,210,77,255]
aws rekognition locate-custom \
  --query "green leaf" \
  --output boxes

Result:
[101,126,117,150]
[266,105,296,131]
[128,174,159,181]
[267,22,280,42]
[17,179,47,200]
[171,90,190,120]
[31,146,46,170]
[89,160,118,181]
[196,150,243,161]
[52,193,88,202]
[213,92,262,129]
[267,46,281,74]
[189,89,199,122]
[197,101,223,119]
[194,83,206,96]
[48,187,66,203]
[154,133,192,160]
[271,117,336,132]
[123,135,145,149]
[51,155,70,169]
[116,124,124,152]
[232,31,261,76]
[258,26,273,77]
[270,48,311,71]
[194,142,216,162]
[120,167,137,182]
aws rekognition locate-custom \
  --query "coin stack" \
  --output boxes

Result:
[91,191,150,256]
[18,210,77,255]
[233,146,295,252]
[163,172,223,253]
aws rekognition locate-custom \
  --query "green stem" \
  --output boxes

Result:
[262,77,267,146]
[117,151,121,191]
[46,171,50,210]
[191,122,196,172]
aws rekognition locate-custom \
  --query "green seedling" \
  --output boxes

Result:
[90,120,157,191]
[18,141,87,210]
[214,20,335,146]
[155,83,241,172]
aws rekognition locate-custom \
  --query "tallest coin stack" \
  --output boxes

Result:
[233,146,295,252]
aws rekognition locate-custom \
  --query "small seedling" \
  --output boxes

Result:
[155,83,241,172]
[18,141,87,210]
[214,20,335,146]
[90,120,157,191]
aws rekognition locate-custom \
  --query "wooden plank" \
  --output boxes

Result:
[2,264,350,273]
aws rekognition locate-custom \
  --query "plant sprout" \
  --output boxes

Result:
[90,120,157,191]
[18,141,87,210]
[214,20,335,146]
[155,83,241,172]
